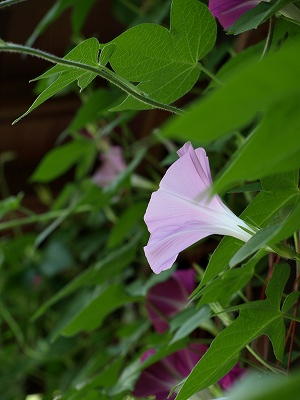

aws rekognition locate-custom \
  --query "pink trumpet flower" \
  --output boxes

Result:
[144,142,254,274]
[146,269,196,333]
[92,145,126,187]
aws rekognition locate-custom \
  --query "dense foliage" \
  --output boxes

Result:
[0,0,300,399]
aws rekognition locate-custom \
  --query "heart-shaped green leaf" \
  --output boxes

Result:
[105,0,216,111]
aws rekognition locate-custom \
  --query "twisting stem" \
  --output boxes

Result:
[260,17,274,60]
[0,0,26,9]
[0,41,184,116]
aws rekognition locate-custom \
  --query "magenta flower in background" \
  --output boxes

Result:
[134,344,207,400]
[144,142,254,274]
[146,269,196,333]
[92,145,126,187]
[134,345,245,399]
[209,0,263,29]
[218,364,246,390]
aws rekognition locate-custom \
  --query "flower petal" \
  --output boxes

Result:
[209,0,261,29]
[160,143,212,202]
[144,222,213,273]
[144,143,254,273]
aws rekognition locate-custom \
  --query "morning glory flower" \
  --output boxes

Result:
[134,345,245,399]
[133,344,208,400]
[144,142,253,274]
[146,269,196,333]
[209,0,265,29]
[92,145,126,187]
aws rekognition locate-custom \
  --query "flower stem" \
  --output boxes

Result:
[200,64,223,86]
[0,41,184,117]
[260,17,274,60]
[0,0,26,9]
[0,204,92,231]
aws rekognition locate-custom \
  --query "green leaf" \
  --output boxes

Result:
[282,291,300,313]
[228,0,293,35]
[164,38,300,142]
[198,252,262,306]
[213,43,262,86]
[229,225,279,267]
[67,89,117,133]
[71,0,97,35]
[107,202,147,248]
[269,196,300,244]
[26,0,97,46]
[15,38,100,123]
[106,0,216,111]
[170,306,211,343]
[213,97,300,193]
[0,194,23,218]
[231,194,300,267]
[227,370,300,400]
[32,239,137,320]
[176,265,290,400]
[62,284,136,336]
[31,139,94,182]
[200,172,299,286]
[26,0,74,47]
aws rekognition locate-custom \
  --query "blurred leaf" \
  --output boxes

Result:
[26,0,75,46]
[214,43,262,86]
[104,147,146,195]
[226,370,300,400]
[107,202,147,248]
[107,0,216,111]
[0,194,23,218]
[31,139,94,182]
[26,0,97,46]
[214,97,300,193]
[67,89,117,133]
[62,284,138,336]
[164,39,300,142]
[39,240,74,277]
[170,306,211,343]
[32,238,138,320]
[176,265,290,400]
[71,0,97,35]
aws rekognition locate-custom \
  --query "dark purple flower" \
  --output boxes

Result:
[134,345,245,399]
[218,363,246,390]
[146,269,196,333]
[92,145,126,187]
[209,0,262,29]
[134,344,207,400]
